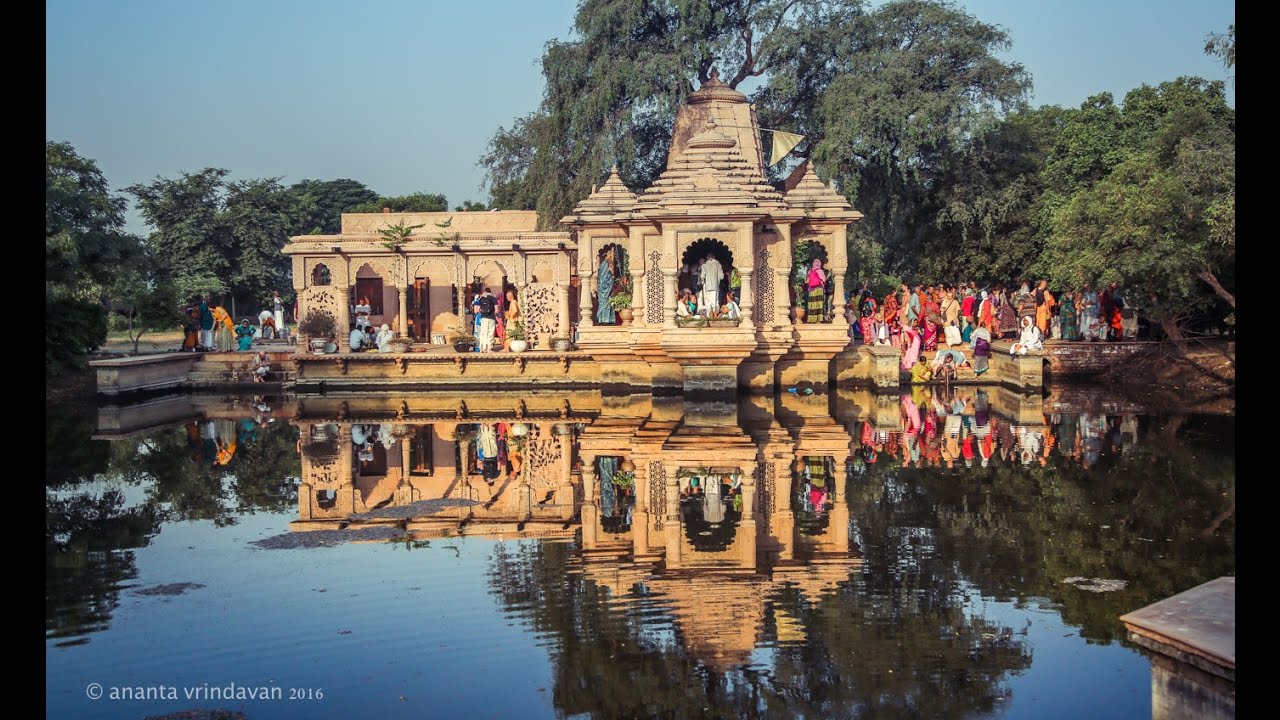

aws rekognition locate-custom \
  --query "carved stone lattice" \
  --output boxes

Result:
[301,287,340,332]
[648,461,666,531]
[646,250,664,324]
[762,462,777,534]
[521,427,563,493]
[306,456,341,487]
[520,283,559,347]
[755,248,774,325]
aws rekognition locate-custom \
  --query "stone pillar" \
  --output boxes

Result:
[581,451,599,549]
[664,463,682,567]
[631,461,650,556]
[557,284,571,339]
[663,269,678,328]
[739,269,755,329]
[336,286,352,352]
[829,456,850,552]
[738,462,758,569]
[397,286,409,337]
[775,267,792,327]
[832,272,847,327]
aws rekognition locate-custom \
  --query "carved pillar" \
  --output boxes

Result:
[557,284,571,339]
[663,269,678,328]
[738,462,758,569]
[663,463,682,567]
[631,461,650,556]
[830,456,850,552]
[739,269,755,329]
[629,229,646,327]
[581,451,599,549]
[777,267,793,327]
[336,285,352,352]
[397,286,409,337]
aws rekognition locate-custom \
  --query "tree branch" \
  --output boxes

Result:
[1196,269,1235,308]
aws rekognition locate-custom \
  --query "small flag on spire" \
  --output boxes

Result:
[765,130,805,166]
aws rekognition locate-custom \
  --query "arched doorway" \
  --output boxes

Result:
[792,238,833,323]
[677,467,742,552]
[592,243,630,326]
[679,238,736,317]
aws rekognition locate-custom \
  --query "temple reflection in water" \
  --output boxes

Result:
[285,385,1128,668]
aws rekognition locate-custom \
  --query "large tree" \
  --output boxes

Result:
[128,171,316,314]
[289,178,379,235]
[482,0,866,229]
[46,141,141,372]
[348,192,449,214]
[807,0,1030,273]
[1038,78,1234,341]
[483,0,1029,272]
[127,168,233,301]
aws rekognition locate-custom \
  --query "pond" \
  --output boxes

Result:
[46,387,1234,719]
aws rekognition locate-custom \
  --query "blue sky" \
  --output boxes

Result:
[46,0,1234,236]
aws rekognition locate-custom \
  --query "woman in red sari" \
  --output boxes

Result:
[857,290,877,345]
[882,290,901,345]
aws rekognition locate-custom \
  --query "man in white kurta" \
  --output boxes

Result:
[697,254,723,316]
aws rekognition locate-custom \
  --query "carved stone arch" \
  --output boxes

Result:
[410,257,456,285]
[305,258,340,288]
[529,259,556,284]
[353,258,401,286]
[795,236,830,267]
[470,259,509,290]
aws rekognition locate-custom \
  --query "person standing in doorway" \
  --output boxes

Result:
[476,287,498,352]
[698,252,723,317]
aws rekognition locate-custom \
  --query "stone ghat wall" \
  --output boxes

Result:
[1044,340,1153,377]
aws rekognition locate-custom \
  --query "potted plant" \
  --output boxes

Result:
[612,469,636,489]
[549,335,572,352]
[450,323,476,353]
[302,436,339,462]
[298,309,337,354]
[507,320,528,353]
[609,291,633,325]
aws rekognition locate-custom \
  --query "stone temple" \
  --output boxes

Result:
[284,71,876,392]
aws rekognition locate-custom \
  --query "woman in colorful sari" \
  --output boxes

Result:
[595,249,616,325]
[858,290,877,344]
[1079,284,1100,341]
[1058,290,1080,341]
[1016,287,1037,325]
[977,291,996,336]
[899,323,921,371]
[212,303,235,352]
[997,291,1019,338]
[882,289,900,344]
[971,326,992,375]
[922,316,939,352]
[235,319,256,351]
[805,259,827,323]
[1034,281,1056,336]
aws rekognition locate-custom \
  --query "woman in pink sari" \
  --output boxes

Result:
[899,324,921,371]
[922,317,939,352]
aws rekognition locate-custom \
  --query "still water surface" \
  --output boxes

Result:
[46,387,1234,719]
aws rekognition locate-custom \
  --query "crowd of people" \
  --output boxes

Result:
[855,386,1138,470]
[844,280,1137,380]
[849,279,1136,351]
[181,290,293,353]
